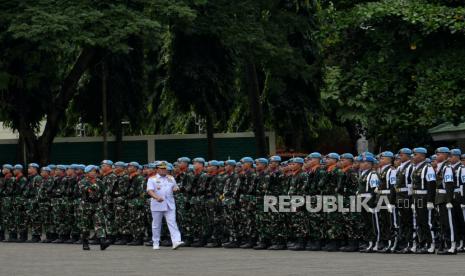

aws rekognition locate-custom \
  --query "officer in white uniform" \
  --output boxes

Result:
[146,161,184,250]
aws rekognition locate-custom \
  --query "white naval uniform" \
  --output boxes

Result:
[147,173,182,245]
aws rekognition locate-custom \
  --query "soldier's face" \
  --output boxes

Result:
[66,169,74,176]
[326,158,337,166]
[341,159,352,168]
[179,162,188,170]
[256,163,266,171]
[28,167,37,175]
[399,153,410,162]
[40,171,49,178]
[242,163,252,170]
[158,168,167,176]
[436,153,448,162]
[450,155,460,164]
[360,161,372,171]
[87,170,97,178]
[461,159,465,166]
[193,162,203,171]
[14,169,21,176]
[310,158,320,167]
[2,168,10,175]
[379,157,392,166]
[269,162,279,169]
[128,165,137,174]
[413,153,425,164]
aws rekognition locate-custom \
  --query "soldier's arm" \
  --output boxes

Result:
[444,167,455,204]
[425,166,437,203]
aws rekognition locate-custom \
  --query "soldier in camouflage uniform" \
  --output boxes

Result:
[0,165,5,241]
[24,163,42,242]
[174,157,193,245]
[100,160,117,244]
[188,158,208,247]
[265,156,286,250]
[126,162,146,245]
[72,164,85,244]
[112,162,130,245]
[38,167,55,243]
[64,166,79,243]
[79,165,110,251]
[1,164,15,241]
[48,165,68,243]
[237,157,257,248]
[253,158,272,250]
[304,153,325,251]
[143,163,156,246]
[286,157,308,250]
[204,160,222,247]
[320,153,345,251]
[221,160,240,248]
[13,164,28,242]
[338,153,362,252]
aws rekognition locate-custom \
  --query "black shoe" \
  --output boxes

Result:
[52,235,65,244]
[89,238,99,245]
[6,232,18,242]
[160,240,172,247]
[114,237,128,245]
[100,238,111,250]
[191,240,206,247]
[239,242,254,249]
[324,240,339,252]
[127,239,143,246]
[0,231,4,241]
[289,242,305,251]
[268,244,286,250]
[253,242,268,250]
[41,233,53,243]
[74,239,82,244]
[145,241,153,246]
[307,240,321,251]
[29,235,41,243]
[340,240,359,252]
[286,241,295,248]
[222,241,239,248]
[83,239,90,250]
[205,241,221,248]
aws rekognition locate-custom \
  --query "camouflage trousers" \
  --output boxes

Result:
[144,199,152,239]
[113,197,129,235]
[256,201,273,243]
[79,202,106,239]
[128,198,145,239]
[341,196,362,241]
[175,194,190,239]
[204,197,223,242]
[269,209,287,245]
[238,195,257,243]
[26,198,42,236]
[103,199,115,236]
[14,197,27,233]
[2,197,14,233]
[73,199,81,237]
[323,194,345,240]
[289,208,308,240]
[189,196,206,242]
[39,201,54,234]
[67,198,79,237]
[51,197,69,235]
[223,198,238,242]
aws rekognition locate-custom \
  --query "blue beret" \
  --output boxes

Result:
[28,163,39,169]
[114,161,126,168]
[128,161,140,167]
[381,151,394,158]
[208,160,220,167]
[77,165,86,170]
[269,156,282,162]
[307,152,322,159]
[430,154,437,161]
[225,160,237,166]
[362,152,374,158]
[236,162,242,166]
[177,157,191,163]
[461,154,465,160]
[188,164,194,171]
[425,158,431,163]
[57,165,67,171]
[84,165,97,173]
[101,160,113,166]
[167,163,174,171]
[362,156,376,163]
[450,149,461,156]
[291,157,305,164]
[398,148,412,155]
[340,153,354,160]
[193,157,206,164]
[148,163,157,169]
[14,164,23,170]
[218,161,224,167]
[413,147,427,154]
[435,147,450,154]
[41,166,51,172]
[68,164,77,170]
[241,157,254,164]
[255,158,269,165]
[3,164,13,170]
[326,153,340,160]
[48,164,56,170]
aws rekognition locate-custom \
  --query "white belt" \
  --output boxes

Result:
[380,190,391,194]
[359,193,372,198]
[436,189,447,194]
[454,187,463,193]
[396,187,409,192]
[413,190,427,195]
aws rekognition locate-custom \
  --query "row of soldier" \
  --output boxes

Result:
[1,147,465,254]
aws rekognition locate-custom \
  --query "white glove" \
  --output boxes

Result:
[446,203,453,209]
[388,204,395,213]
[411,204,415,210]
[427,202,434,210]
[461,204,465,209]
[374,188,379,194]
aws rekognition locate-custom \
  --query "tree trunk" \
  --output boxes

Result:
[115,121,123,161]
[245,62,267,157]
[206,114,215,160]
[102,61,108,159]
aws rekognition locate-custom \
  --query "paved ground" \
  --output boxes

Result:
[0,243,464,276]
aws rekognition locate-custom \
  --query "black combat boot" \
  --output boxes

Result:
[145,240,154,246]
[127,237,143,246]
[324,240,340,252]
[205,240,221,248]
[222,241,239,248]
[114,235,128,245]
[52,234,65,244]
[0,230,4,241]
[160,239,172,247]
[253,242,268,250]
[100,238,111,250]
[6,232,18,242]
[289,238,305,251]
[104,235,115,245]
[83,239,90,250]
[17,231,28,243]
[28,235,41,243]
[191,239,206,247]
[268,243,286,250]
[340,240,359,252]
[239,240,254,249]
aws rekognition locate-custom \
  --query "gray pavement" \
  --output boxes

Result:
[0,243,464,276]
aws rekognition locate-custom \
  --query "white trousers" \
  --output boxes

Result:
[151,209,181,245]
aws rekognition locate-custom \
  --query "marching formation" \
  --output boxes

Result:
[1,146,465,255]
